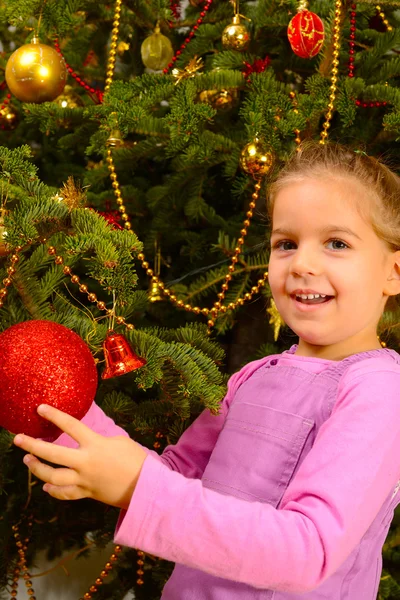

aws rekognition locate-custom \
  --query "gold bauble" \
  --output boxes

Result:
[0,104,18,130]
[221,15,250,51]
[54,85,83,109]
[240,138,274,177]
[141,25,174,71]
[198,88,238,111]
[5,37,67,103]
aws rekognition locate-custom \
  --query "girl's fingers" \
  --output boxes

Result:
[36,404,96,446]
[14,434,78,469]
[43,484,89,501]
[23,454,78,487]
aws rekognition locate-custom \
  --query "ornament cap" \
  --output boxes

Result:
[31,35,40,44]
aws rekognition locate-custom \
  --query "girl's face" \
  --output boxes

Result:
[268,177,400,360]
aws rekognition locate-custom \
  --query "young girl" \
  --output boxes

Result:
[13,141,400,600]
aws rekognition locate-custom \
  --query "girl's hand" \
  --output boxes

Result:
[13,404,147,510]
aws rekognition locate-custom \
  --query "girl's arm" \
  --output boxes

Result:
[51,356,267,478]
[114,358,400,594]
[53,400,227,479]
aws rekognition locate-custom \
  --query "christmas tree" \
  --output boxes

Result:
[1,0,400,598]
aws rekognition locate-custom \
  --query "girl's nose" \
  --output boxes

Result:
[289,247,322,276]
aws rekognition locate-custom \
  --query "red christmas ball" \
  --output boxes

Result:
[287,10,325,59]
[0,320,98,438]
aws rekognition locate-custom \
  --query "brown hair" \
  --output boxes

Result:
[268,141,400,252]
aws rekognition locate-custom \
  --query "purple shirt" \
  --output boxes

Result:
[56,344,400,599]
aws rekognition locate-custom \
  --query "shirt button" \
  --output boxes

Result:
[270,359,278,366]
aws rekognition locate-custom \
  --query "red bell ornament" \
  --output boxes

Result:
[102,331,146,379]
[287,9,325,58]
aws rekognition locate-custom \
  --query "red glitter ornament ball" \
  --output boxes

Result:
[0,320,98,438]
[287,10,325,59]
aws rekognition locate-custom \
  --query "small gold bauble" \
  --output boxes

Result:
[141,24,174,71]
[240,138,274,177]
[5,37,67,103]
[54,85,83,109]
[0,104,18,130]
[198,88,238,110]
[221,15,250,51]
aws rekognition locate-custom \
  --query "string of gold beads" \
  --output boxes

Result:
[10,517,35,600]
[0,246,22,309]
[289,91,302,151]
[320,0,343,144]
[47,246,135,332]
[104,0,122,93]
[105,151,132,231]
[136,550,145,585]
[375,5,393,31]
[207,181,262,329]
[102,0,270,326]
[79,545,122,600]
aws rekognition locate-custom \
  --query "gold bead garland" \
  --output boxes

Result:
[289,91,302,151]
[320,0,343,144]
[375,5,393,32]
[101,0,269,328]
[0,246,22,308]
[78,546,123,600]
[104,0,122,93]
[47,246,136,331]
[9,516,123,600]
[10,518,35,600]
[136,550,145,585]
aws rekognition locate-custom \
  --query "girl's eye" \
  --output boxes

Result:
[327,239,349,250]
[272,240,296,251]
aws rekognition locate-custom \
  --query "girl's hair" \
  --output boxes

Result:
[268,141,400,253]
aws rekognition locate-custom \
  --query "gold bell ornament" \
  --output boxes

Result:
[222,1,250,52]
[148,242,163,302]
[102,331,147,379]
[149,278,164,302]
[5,36,67,103]
[240,138,274,177]
[141,23,174,71]
[0,104,18,130]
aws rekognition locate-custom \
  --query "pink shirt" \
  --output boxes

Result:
[56,344,400,599]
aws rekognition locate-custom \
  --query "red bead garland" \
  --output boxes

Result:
[0,92,13,131]
[54,38,104,103]
[0,92,11,112]
[162,0,213,74]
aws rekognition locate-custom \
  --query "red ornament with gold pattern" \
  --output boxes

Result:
[287,1,325,59]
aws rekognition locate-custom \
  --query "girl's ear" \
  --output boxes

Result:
[385,250,400,296]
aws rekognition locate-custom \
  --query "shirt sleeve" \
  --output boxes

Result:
[114,359,400,594]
